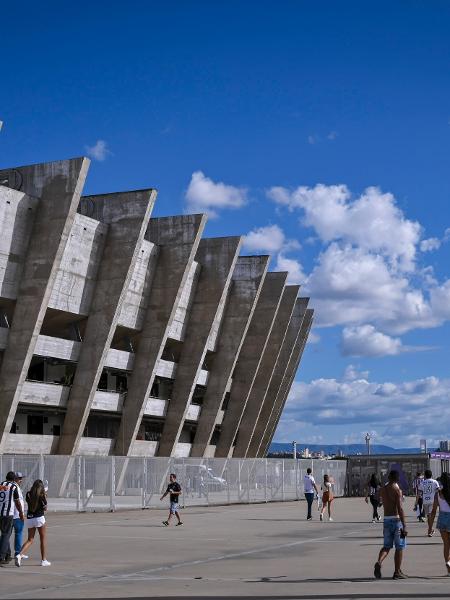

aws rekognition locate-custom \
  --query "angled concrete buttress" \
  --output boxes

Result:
[0,158,89,452]
[156,236,242,456]
[248,297,309,457]
[213,271,287,458]
[115,214,206,456]
[258,307,314,457]
[233,285,300,458]
[190,255,269,457]
[57,189,157,455]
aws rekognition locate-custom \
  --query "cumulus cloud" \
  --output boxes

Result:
[276,372,450,447]
[243,225,300,254]
[275,254,306,285]
[85,140,110,162]
[185,171,247,218]
[341,325,403,357]
[420,237,441,252]
[267,184,420,271]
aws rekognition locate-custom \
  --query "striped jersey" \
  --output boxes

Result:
[0,481,19,517]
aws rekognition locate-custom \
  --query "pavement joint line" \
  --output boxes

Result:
[4,527,372,598]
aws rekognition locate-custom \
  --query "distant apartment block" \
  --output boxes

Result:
[0,157,313,458]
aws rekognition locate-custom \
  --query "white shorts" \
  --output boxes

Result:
[27,516,45,528]
[423,503,434,516]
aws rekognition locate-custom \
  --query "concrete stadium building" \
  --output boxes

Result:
[0,157,313,458]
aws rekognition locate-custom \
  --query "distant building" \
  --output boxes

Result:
[439,441,450,452]
[0,157,313,458]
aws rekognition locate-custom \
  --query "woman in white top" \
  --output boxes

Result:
[430,472,450,576]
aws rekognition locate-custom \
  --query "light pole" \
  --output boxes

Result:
[292,440,297,459]
[365,433,371,455]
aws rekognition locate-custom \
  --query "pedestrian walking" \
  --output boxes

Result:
[373,470,408,580]
[413,471,425,522]
[160,473,183,526]
[15,479,51,567]
[420,469,440,537]
[0,471,24,565]
[320,474,334,521]
[12,472,28,560]
[429,472,450,576]
[365,473,381,523]
[303,468,318,521]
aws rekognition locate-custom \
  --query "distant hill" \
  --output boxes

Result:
[269,442,422,456]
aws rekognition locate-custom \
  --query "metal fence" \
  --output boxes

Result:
[0,455,347,512]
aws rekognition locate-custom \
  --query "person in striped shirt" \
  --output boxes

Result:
[0,471,24,565]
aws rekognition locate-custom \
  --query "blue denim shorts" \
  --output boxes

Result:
[437,511,450,532]
[383,518,407,550]
[170,502,179,514]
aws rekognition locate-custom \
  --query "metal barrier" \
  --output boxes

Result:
[0,455,347,512]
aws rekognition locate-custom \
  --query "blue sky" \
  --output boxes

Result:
[2,1,450,447]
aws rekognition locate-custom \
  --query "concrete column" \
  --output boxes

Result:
[156,236,242,456]
[233,285,299,458]
[115,214,206,456]
[213,272,287,458]
[0,158,89,452]
[57,190,156,455]
[247,297,309,457]
[190,255,269,457]
[258,308,313,457]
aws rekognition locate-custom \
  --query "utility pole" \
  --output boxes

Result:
[365,433,371,455]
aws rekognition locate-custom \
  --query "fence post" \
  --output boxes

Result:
[247,461,250,503]
[141,457,146,509]
[295,458,299,501]
[281,460,285,501]
[39,454,45,481]
[264,459,268,503]
[76,456,81,512]
[205,458,209,506]
[110,456,116,512]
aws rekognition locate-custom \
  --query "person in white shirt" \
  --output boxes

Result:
[13,473,28,560]
[304,468,319,520]
[419,469,440,537]
[0,471,24,564]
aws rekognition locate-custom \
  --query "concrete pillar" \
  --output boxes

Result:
[247,297,309,457]
[0,158,90,452]
[115,214,206,456]
[57,190,156,455]
[213,272,287,458]
[156,236,242,456]
[190,255,269,457]
[258,308,313,457]
[233,285,299,458]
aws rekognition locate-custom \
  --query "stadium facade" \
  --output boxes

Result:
[0,157,313,458]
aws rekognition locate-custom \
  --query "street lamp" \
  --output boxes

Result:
[365,433,371,455]
[292,440,297,459]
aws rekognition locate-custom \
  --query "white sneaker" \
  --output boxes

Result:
[329,517,334,521]
[15,555,21,567]
[22,555,28,559]
[41,559,51,567]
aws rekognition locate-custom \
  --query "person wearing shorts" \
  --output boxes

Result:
[373,470,408,580]
[15,479,50,567]
[430,472,450,575]
[303,468,318,521]
[420,469,440,537]
[160,473,183,526]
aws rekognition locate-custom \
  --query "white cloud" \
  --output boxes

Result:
[341,325,403,357]
[275,254,306,285]
[327,131,338,140]
[267,184,421,272]
[307,134,318,145]
[244,225,287,253]
[343,364,369,381]
[185,171,247,218]
[276,372,450,447]
[420,237,441,252]
[85,140,110,162]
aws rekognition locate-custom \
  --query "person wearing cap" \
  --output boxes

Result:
[0,471,24,565]
[13,473,28,561]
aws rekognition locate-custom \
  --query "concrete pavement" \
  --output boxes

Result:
[1,497,450,599]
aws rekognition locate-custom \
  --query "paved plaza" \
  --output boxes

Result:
[1,497,450,599]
